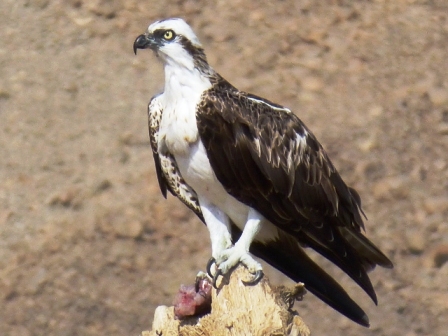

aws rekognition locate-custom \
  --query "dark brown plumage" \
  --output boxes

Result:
[195,77,393,325]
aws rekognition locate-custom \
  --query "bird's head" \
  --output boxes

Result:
[134,18,208,71]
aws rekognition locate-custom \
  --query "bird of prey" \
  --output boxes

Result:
[133,18,393,327]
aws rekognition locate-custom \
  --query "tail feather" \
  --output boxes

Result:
[339,227,394,269]
[296,229,378,305]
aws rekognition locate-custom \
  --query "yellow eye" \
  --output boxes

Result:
[163,30,175,40]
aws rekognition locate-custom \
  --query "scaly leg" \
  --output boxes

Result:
[201,202,264,287]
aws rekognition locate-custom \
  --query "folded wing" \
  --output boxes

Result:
[196,81,393,304]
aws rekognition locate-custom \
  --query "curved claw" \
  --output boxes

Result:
[194,272,204,293]
[241,270,264,286]
[212,269,222,289]
[206,257,216,278]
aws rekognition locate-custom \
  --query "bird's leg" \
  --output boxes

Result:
[214,208,264,285]
[199,198,263,287]
[201,202,264,287]
[200,200,233,283]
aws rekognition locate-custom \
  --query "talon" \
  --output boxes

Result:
[195,271,211,293]
[242,270,264,286]
[212,269,222,289]
[206,257,216,278]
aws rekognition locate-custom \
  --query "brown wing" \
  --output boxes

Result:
[196,81,393,302]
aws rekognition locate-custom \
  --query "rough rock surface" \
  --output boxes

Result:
[144,266,310,336]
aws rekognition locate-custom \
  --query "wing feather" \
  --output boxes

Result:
[197,82,393,299]
[148,95,169,198]
[148,95,204,220]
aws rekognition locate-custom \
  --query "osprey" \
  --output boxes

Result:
[134,18,393,327]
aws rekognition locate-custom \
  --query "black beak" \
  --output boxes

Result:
[133,34,152,55]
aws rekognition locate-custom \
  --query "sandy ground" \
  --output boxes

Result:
[1,1,448,335]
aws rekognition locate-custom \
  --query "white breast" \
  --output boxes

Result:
[158,63,210,156]
[175,141,225,200]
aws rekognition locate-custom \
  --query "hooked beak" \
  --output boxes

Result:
[133,34,156,55]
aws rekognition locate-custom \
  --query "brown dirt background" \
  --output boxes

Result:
[1,1,448,335]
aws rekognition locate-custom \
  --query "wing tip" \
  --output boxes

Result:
[381,258,394,269]
[358,313,370,327]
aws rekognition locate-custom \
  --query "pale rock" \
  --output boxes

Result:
[298,54,322,70]
[423,197,448,215]
[86,0,122,18]
[424,244,448,268]
[301,76,324,92]
[357,134,378,152]
[0,87,11,99]
[372,176,410,201]
[9,326,31,336]
[46,187,82,208]
[433,159,446,171]
[114,218,142,239]
[432,245,448,268]
[92,179,112,195]
[405,231,426,254]
[96,206,143,238]
[72,16,92,27]
[437,123,448,135]
[23,268,47,295]
[428,87,448,107]
[368,105,384,117]
[249,10,265,24]
[107,239,136,264]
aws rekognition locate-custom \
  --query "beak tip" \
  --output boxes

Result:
[133,34,150,55]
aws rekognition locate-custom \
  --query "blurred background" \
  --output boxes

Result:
[1,0,447,335]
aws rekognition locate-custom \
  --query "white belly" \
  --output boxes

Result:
[175,140,249,227]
